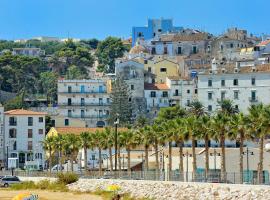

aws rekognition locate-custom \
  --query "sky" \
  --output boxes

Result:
[0,0,269,40]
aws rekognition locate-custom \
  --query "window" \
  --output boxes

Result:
[195,89,198,94]
[187,89,190,94]
[28,141,33,151]
[68,86,72,93]
[162,91,168,97]
[187,100,190,106]
[164,47,168,54]
[151,78,155,84]
[144,60,148,64]
[28,129,33,138]
[234,91,239,99]
[39,129,43,135]
[9,117,17,126]
[233,79,238,86]
[68,98,72,106]
[152,47,156,54]
[251,91,256,101]
[38,117,43,123]
[208,80,212,87]
[9,129,17,138]
[160,68,167,72]
[68,110,72,117]
[230,43,234,48]
[28,117,33,126]
[13,141,17,151]
[80,85,85,93]
[251,78,256,86]
[220,45,224,51]
[148,67,151,72]
[208,92,212,100]
[177,47,182,54]
[81,110,85,118]
[235,105,239,111]
[174,89,179,96]
[208,105,212,112]
[192,46,197,54]
[150,91,156,97]
[221,80,225,87]
[64,119,69,126]
[81,98,85,106]
[221,91,226,101]
[131,85,134,90]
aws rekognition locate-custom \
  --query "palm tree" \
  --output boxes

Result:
[212,112,230,181]
[229,113,249,183]
[247,104,270,184]
[104,127,114,171]
[93,130,106,176]
[80,131,92,173]
[218,99,238,115]
[189,100,206,117]
[53,135,64,172]
[64,134,81,171]
[42,136,55,174]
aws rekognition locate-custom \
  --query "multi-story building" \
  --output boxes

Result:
[132,18,183,46]
[197,63,270,113]
[0,105,4,169]
[115,59,146,118]
[4,109,46,169]
[12,48,45,57]
[57,79,111,128]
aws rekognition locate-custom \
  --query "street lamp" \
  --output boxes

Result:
[185,151,189,182]
[114,114,119,171]
[6,143,9,170]
[243,147,254,183]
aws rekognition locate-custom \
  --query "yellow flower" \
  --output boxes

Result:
[106,184,121,192]
[12,193,38,200]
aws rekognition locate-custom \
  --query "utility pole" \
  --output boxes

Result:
[114,115,119,172]
[186,151,189,182]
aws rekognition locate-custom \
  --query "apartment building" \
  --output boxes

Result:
[4,109,46,169]
[0,105,4,169]
[57,79,111,128]
[197,63,270,113]
[12,48,45,57]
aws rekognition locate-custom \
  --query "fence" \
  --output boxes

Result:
[0,170,269,185]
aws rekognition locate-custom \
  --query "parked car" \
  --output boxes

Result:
[0,176,21,187]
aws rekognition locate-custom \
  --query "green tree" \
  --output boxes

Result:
[63,134,81,171]
[109,77,132,126]
[65,65,87,79]
[42,136,55,174]
[80,132,92,173]
[4,94,25,110]
[39,71,58,104]
[95,37,126,72]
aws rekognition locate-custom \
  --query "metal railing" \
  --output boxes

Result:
[1,170,269,185]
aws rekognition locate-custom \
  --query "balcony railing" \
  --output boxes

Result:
[69,114,109,119]
[59,102,111,106]
[59,90,107,94]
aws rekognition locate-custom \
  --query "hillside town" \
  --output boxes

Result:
[2,18,270,188]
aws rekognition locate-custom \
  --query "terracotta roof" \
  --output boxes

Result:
[200,64,270,75]
[154,32,211,42]
[54,127,127,135]
[129,45,148,54]
[4,109,47,115]
[144,83,169,90]
[258,40,270,46]
[167,76,190,81]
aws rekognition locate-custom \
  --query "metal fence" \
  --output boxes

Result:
[0,170,269,185]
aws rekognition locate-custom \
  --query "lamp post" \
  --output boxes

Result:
[6,144,9,170]
[114,114,119,171]
[243,147,254,183]
[186,151,189,182]
[214,148,217,173]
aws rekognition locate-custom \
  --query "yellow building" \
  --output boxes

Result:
[142,56,180,84]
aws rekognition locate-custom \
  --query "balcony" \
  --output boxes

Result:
[249,97,258,103]
[68,114,109,119]
[59,90,107,94]
[58,102,111,107]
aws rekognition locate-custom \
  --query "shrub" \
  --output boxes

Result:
[10,181,36,190]
[56,172,78,185]
[36,179,51,190]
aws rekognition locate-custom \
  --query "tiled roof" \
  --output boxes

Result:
[167,76,190,81]
[258,40,270,46]
[4,109,47,115]
[154,32,210,42]
[200,64,270,75]
[54,127,127,135]
[144,83,169,90]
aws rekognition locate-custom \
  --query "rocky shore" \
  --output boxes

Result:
[68,179,270,200]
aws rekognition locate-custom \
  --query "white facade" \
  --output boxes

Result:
[57,79,111,128]
[197,66,270,113]
[0,105,4,168]
[12,48,45,57]
[4,110,46,169]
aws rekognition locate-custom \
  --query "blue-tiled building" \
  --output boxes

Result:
[132,18,183,46]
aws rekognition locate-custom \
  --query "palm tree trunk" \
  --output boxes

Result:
[109,147,113,171]
[49,149,52,175]
[59,149,63,172]
[84,147,88,174]
[98,147,102,176]
[168,141,172,181]
[127,148,131,177]
[220,133,226,181]
[154,139,159,179]
[204,135,209,180]
[239,131,244,184]
[145,145,149,172]
[71,156,74,172]
[118,148,121,171]
[192,137,197,181]
[258,136,264,184]
[178,140,184,181]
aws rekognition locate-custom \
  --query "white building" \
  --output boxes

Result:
[12,48,45,57]
[0,105,4,169]
[197,63,270,113]
[4,109,46,169]
[57,79,111,128]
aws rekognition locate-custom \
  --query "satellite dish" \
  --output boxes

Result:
[265,143,270,152]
